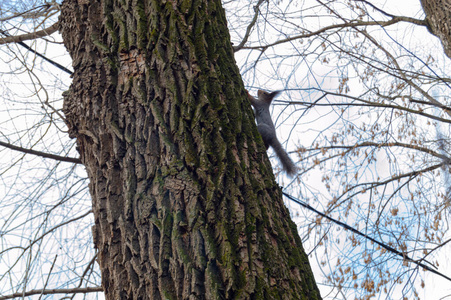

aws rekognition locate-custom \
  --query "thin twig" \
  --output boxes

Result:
[283,192,451,283]
[233,0,266,51]
[0,23,59,45]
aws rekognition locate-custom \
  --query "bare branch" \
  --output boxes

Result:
[233,0,265,52]
[0,210,93,256]
[284,192,451,284]
[0,4,55,22]
[354,0,428,27]
[38,255,58,300]
[0,28,73,75]
[0,140,81,164]
[0,23,59,45]
[409,98,451,111]
[305,141,449,161]
[241,17,427,51]
[338,163,443,201]
[357,29,451,118]
[0,287,103,300]
[286,89,451,124]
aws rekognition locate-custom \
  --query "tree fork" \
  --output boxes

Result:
[59,0,321,299]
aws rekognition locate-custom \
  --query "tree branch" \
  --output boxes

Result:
[283,192,451,284]
[354,0,427,26]
[0,287,103,300]
[0,140,81,164]
[288,88,451,124]
[305,141,449,161]
[241,17,427,50]
[0,26,73,75]
[357,29,451,118]
[341,163,443,198]
[233,0,265,52]
[0,210,93,256]
[0,3,58,22]
[0,22,59,45]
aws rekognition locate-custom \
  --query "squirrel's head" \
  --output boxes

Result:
[257,90,281,103]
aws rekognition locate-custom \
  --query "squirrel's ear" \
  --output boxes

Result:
[269,91,281,98]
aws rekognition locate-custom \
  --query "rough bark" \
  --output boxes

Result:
[421,0,451,58]
[59,0,321,299]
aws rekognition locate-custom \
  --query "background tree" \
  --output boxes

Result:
[1,0,451,299]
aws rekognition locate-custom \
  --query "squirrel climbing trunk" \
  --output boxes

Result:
[247,90,297,177]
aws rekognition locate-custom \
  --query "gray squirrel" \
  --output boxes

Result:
[247,89,297,177]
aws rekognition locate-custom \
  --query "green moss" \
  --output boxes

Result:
[206,260,224,299]
[133,0,147,49]
[182,133,198,167]
[161,290,175,300]
[91,35,110,53]
[103,56,118,74]
[112,11,129,51]
[245,213,256,235]
[169,104,180,136]
[162,212,173,238]
[172,211,191,265]
[103,0,116,40]
[109,120,124,140]
[193,29,208,70]
[201,225,218,262]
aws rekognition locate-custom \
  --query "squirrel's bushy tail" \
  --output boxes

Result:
[271,139,297,177]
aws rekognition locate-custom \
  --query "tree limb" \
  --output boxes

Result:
[0,3,58,22]
[0,287,103,300]
[241,17,427,51]
[0,140,81,164]
[304,141,449,161]
[287,88,451,124]
[0,22,59,45]
[233,0,265,52]
[283,192,451,284]
[0,26,73,75]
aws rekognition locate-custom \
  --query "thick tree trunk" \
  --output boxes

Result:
[421,0,451,58]
[59,0,321,299]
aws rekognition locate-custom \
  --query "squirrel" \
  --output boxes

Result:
[247,89,297,177]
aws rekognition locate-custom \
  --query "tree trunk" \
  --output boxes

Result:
[421,0,451,58]
[59,0,321,299]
